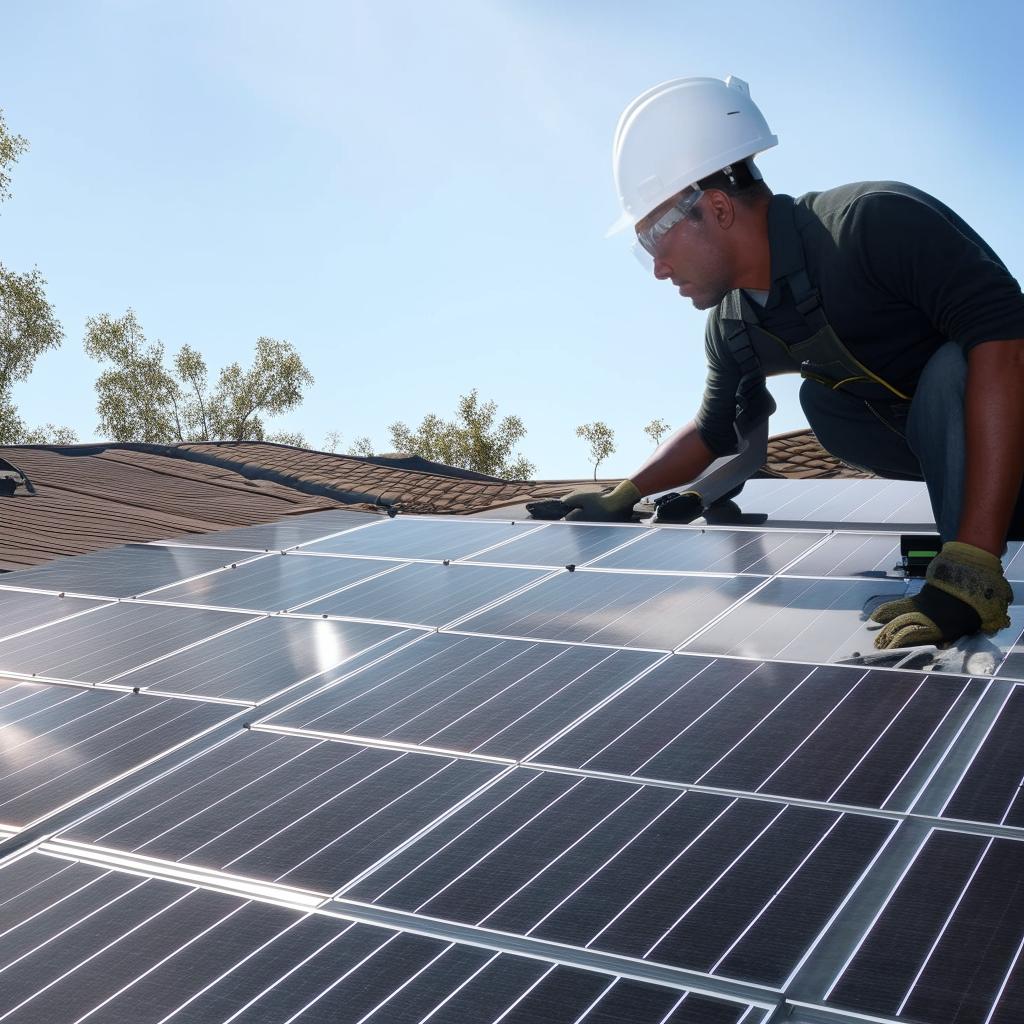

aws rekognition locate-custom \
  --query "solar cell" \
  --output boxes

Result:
[534,655,979,810]
[298,516,538,561]
[587,526,825,575]
[457,569,761,650]
[112,615,412,703]
[825,829,1024,1024]
[781,532,907,578]
[0,543,259,598]
[0,602,254,683]
[344,767,895,987]
[0,679,238,829]
[156,507,381,551]
[464,522,646,567]
[0,852,766,1024]
[938,685,1024,827]
[151,551,398,611]
[67,731,503,893]
[261,633,662,758]
[0,588,105,641]
[294,561,548,626]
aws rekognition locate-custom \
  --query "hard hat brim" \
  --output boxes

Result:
[605,209,636,238]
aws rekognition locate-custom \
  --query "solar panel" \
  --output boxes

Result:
[463,521,647,567]
[0,543,260,598]
[0,852,767,1024]
[342,768,895,988]
[681,576,1024,678]
[3,499,1024,1022]
[111,615,413,703]
[587,526,825,575]
[0,679,238,829]
[457,568,762,650]
[0,588,105,640]
[0,602,255,683]
[823,829,1024,1024]
[297,516,539,560]
[293,560,549,626]
[150,551,401,611]
[66,732,503,892]
[261,632,662,758]
[532,655,981,810]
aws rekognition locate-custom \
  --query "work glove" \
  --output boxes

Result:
[871,541,1013,649]
[559,479,641,523]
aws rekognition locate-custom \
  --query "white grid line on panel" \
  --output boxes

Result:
[984,930,1024,1024]
[0,598,116,645]
[15,705,246,833]
[322,897,782,1010]
[130,551,272,599]
[332,768,537,903]
[0,876,161,1021]
[821,828,932,1001]
[516,651,676,766]
[99,613,268,685]
[930,682,1011,820]
[208,922,354,1024]
[439,568,565,632]
[248,629,439,727]
[70,900,252,1024]
[353,940,461,1024]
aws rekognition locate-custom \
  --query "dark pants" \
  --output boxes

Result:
[798,342,1024,544]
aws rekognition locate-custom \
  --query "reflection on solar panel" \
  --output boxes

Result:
[1,543,259,598]
[0,679,238,829]
[0,587,104,640]
[2,488,1024,1022]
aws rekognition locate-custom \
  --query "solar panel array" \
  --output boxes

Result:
[1,498,1023,1024]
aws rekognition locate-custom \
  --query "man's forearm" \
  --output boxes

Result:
[631,421,717,496]
[957,339,1024,555]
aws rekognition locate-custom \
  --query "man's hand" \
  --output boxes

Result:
[560,479,641,522]
[872,541,1013,649]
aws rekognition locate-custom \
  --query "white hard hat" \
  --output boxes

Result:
[607,75,778,236]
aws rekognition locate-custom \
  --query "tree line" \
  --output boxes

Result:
[1,110,671,481]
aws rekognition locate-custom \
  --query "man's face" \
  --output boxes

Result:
[635,191,735,310]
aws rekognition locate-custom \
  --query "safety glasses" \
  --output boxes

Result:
[632,188,704,269]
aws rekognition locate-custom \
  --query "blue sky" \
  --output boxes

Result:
[3,0,1023,478]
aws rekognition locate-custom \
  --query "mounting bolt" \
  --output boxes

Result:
[443,559,451,566]
[566,564,576,572]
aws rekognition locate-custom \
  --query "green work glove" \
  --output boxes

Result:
[560,479,641,523]
[872,541,1013,649]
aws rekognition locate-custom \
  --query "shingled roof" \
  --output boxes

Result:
[0,429,868,570]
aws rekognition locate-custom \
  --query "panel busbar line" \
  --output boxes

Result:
[464,522,650,568]
[456,569,763,651]
[824,829,1024,1024]
[260,632,663,759]
[586,526,825,576]
[344,766,895,989]
[65,731,505,894]
[532,655,980,812]
[0,852,767,1024]
[0,589,106,642]
[0,602,255,683]
[0,543,262,599]
[296,516,540,561]
[0,678,239,830]
[111,615,412,703]
[293,561,550,628]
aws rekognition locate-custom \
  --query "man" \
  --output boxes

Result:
[562,76,1024,651]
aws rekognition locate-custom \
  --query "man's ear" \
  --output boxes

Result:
[706,190,736,230]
